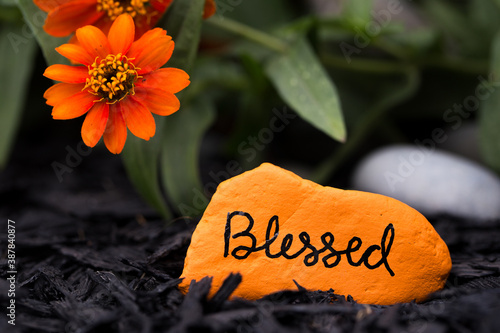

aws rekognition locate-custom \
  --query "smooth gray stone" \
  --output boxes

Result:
[351,145,500,221]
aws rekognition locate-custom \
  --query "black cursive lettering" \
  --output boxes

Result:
[224,211,395,276]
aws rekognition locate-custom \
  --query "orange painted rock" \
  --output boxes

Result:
[179,163,452,305]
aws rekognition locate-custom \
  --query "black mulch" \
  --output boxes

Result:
[1,139,500,333]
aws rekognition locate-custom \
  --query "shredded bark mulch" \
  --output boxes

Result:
[1,140,500,333]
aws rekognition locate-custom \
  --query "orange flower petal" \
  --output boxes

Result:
[203,0,216,19]
[76,24,111,60]
[56,43,94,66]
[108,14,135,55]
[44,64,89,83]
[121,97,156,140]
[136,68,190,94]
[44,0,104,37]
[127,28,164,55]
[44,82,85,106]
[34,0,72,12]
[127,28,174,74]
[104,104,127,154]
[133,87,180,116]
[82,102,109,148]
[51,91,97,119]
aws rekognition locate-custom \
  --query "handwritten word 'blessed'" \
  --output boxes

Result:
[224,211,395,276]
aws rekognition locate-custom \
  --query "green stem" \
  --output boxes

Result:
[311,66,420,184]
[206,16,288,53]
[372,37,409,60]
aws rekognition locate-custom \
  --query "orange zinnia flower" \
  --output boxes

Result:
[43,14,190,154]
[203,0,216,19]
[34,0,173,38]
[36,0,216,38]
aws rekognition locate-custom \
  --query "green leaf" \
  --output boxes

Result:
[471,0,500,37]
[161,98,216,217]
[0,0,16,6]
[16,0,68,65]
[341,0,373,27]
[489,30,500,79]
[121,121,172,220]
[265,37,346,142]
[157,0,204,70]
[0,22,37,168]
[479,89,500,173]
[491,0,500,11]
[121,0,205,219]
[479,31,500,173]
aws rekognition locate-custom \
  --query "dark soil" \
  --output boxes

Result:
[1,135,500,333]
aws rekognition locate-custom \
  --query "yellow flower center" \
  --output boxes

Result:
[84,54,141,104]
[97,0,149,21]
